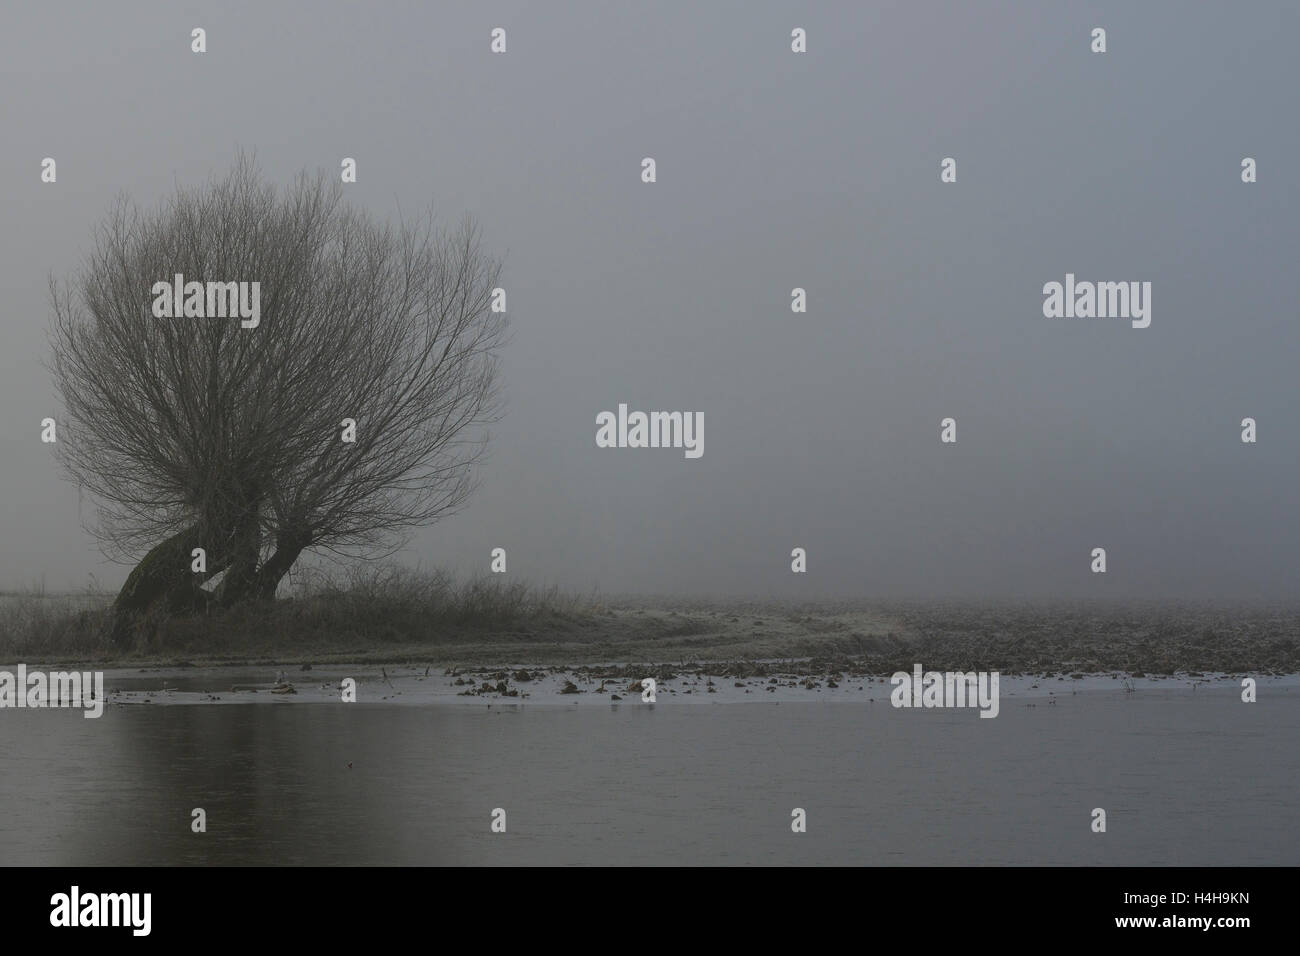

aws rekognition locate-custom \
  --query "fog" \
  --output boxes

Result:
[1,1,1296,599]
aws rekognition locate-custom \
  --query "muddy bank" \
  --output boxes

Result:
[95,662,1300,710]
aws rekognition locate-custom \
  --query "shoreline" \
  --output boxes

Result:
[6,598,1299,677]
[36,663,1300,710]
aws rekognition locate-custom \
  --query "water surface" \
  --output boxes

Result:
[1,687,1295,865]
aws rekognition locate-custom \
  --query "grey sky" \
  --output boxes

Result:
[1,1,1296,599]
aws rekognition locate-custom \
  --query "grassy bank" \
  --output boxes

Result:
[2,571,1299,674]
[1,568,596,664]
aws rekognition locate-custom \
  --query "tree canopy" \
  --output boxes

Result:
[48,157,508,639]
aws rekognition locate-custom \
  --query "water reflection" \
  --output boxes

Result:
[1,691,1296,865]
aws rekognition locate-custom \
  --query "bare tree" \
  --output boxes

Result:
[48,156,509,641]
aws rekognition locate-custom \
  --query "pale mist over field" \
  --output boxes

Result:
[0,1,1297,601]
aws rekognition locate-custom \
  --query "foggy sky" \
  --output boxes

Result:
[1,1,1297,600]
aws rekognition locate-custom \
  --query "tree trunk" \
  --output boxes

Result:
[250,540,306,600]
[215,509,263,607]
[109,523,231,644]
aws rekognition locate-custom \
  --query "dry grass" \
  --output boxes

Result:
[5,576,1298,674]
[0,566,594,663]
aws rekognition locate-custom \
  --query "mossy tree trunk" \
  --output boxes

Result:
[108,524,229,645]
